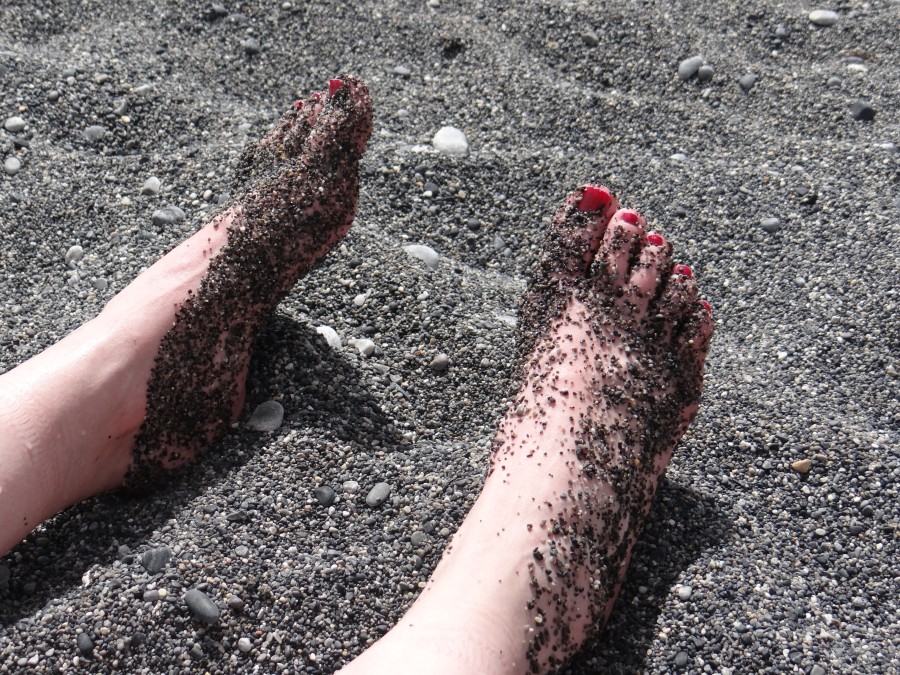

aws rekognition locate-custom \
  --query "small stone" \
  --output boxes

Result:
[826,76,842,88]
[391,65,411,78]
[151,205,186,226]
[143,589,160,602]
[697,64,714,82]
[351,338,376,357]
[429,353,450,372]
[677,585,693,600]
[184,589,220,624]
[315,325,343,350]
[760,217,781,233]
[809,9,839,26]
[432,126,468,157]
[811,665,826,675]
[227,595,245,611]
[141,176,161,195]
[342,480,360,494]
[141,546,172,573]
[76,633,94,655]
[132,83,154,97]
[65,245,84,263]
[314,486,337,507]
[739,73,758,92]
[83,125,107,143]
[410,531,428,546]
[242,37,260,54]
[678,55,704,80]
[4,156,21,176]
[234,545,249,557]
[366,482,392,507]
[581,29,599,47]
[4,116,26,132]
[246,400,284,432]
[238,637,253,653]
[675,651,689,667]
[792,458,812,473]
[131,631,146,646]
[850,101,875,121]
[403,244,440,269]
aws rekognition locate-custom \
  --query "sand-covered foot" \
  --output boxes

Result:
[339,185,713,675]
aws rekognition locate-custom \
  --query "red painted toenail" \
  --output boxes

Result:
[674,264,693,278]
[577,185,611,212]
[329,79,344,97]
[645,232,665,246]
[701,300,713,313]
[292,100,304,110]
[621,210,640,226]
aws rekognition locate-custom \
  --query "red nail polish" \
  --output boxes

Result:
[292,100,304,110]
[577,185,611,212]
[645,232,665,246]
[700,300,712,313]
[674,264,693,278]
[329,79,344,97]
[621,210,641,226]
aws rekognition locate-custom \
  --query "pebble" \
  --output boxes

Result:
[675,651,689,667]
[82,125,107,143]
[3,116,25,132]
[365,482,392,507]
[403,244,440,269]
[391,65,411,78]
[246,400,284,432]
[410,531,428,546]
[826,76,842,88]
[351,338,376,357]
[677,585,693,600]
[314,486,337,507]
[760,217,781,233]
[4,156,21,175]
[150,205,185,226]
[238,637,253,653]
[792,458,812,473]
[242,37,260,54]
[811,666,826,675]
[65,245,84,263]
[429,353,450,372]
[581,29,599,47]
[678,55,704,80]
[140,546,172,573]
[184,589,220,624]
[809,9,839,26]
[432,126,468,157]
[315,325,343,350]
[739,73,758,92]
[227,595,245,611]
[234,545,249,557]
[697,64,714,82]
[141,176,161,195]
[850,101,875,121]
[342,480,360,494]
[76,633,93,655]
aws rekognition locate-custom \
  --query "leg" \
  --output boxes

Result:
[339,185,714,674]
[0,76,372,557]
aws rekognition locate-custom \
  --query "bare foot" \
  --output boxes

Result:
[339,185,713,674]
[0,76,372,555]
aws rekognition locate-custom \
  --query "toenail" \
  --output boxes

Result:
[328,79,345,97]
[621,210,641,226]
[700,300,712,313]
[292,100,304,110]
[577,185,611,212]
[645,232,665,246]
[674,264,693,278]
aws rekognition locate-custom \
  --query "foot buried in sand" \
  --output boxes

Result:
[339,185,713,674]
[126,75,373,488]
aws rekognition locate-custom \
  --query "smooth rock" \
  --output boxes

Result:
[739,73,758,91]
[810,666,826,675]
[227,595,245,611]
[761,217,781,233]
[141,176,161,195]
[242,37,260,54]
[792,458,812,473]
[246,400,284,432]
[351,338,376,357]
[697,64,714,82]
[581,29,599,47]
[403,244,440,269]
[678,55,704,80]
[809,9,839,26]
[315,325,343,350]
[432,126,468,157]
[391,65,411,78]
[234,546,249,557]
[141,546,172,573]
[238,637,253,653]
[342,480,360,494]
[3,116,25,132]
[83,125,107,142]
[66,245,84,263]
[675,651,689,667]
[677,585,693,600]
[410,531,428,546]
[3,156,21,175]
[314,486,337,507]
[429,353,450,372]
[366,482,392,507]
[151,205,185,226]
[76,633,93,655]
[184,589,220,624]
[850,101,875,121]
[826,76,842,88]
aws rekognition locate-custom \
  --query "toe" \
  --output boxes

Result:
[593,208,646,287]
[674,298,714,404]
[628,230,672,314]
[654,264,700,341]
[539,185,619,279]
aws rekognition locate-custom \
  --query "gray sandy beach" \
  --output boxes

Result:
[1,0,897,672]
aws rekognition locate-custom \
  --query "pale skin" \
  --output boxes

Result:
[0,77,713,673]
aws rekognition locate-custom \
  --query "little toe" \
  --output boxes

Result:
[654,263,700,340]
[673,299,715,404]
[539,185,619,279]
[629,230,673,313]
[593,208,646,288]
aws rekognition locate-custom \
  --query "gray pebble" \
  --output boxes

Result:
[227,595,245,611]
[809,9,839,26]
[675,651,689,667]
[143,589,160,602]
[150,205,186,226]
[403,244,440,269]
[342,480,360,494]
[351,338,376,357]
[581,29,599,47]
[76,633,93,655]
[366,482,392,507]
[246,400,284,432]
[65,245,84,263]
[184,589,220,624]
[391,65,411,78]
[697,64,714,82]
[429,353,450,372]
[92,277,108,291]
[234,545,249,557]
[141,176,161,195]
[678,55,704,80]
[132,84,154,97]
[3,156,21,176]
[432,126,468,157]
[761,217,781,233]
[850,101,875,121]
[811,666,826,675]
[140,546,172,574]
[314,485,337,507]
[739,73,758,91]
[238,637,252,653]
[410,531,428,546]
[82,125,107,143]
[826,76,842,88]
[242,37,260,54]
[3,116,25,133]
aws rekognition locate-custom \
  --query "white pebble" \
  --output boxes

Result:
[238,637,252,653]
[315,325,343,350]
[403,244,440,269]
[65,245,85,263]
[141,176,161,195]
[350,338,376,357]
[808,9,839,26]
[4,156,21,175]
[3,116,25,132]
[432,126,468,157]
[677,585,693,600]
